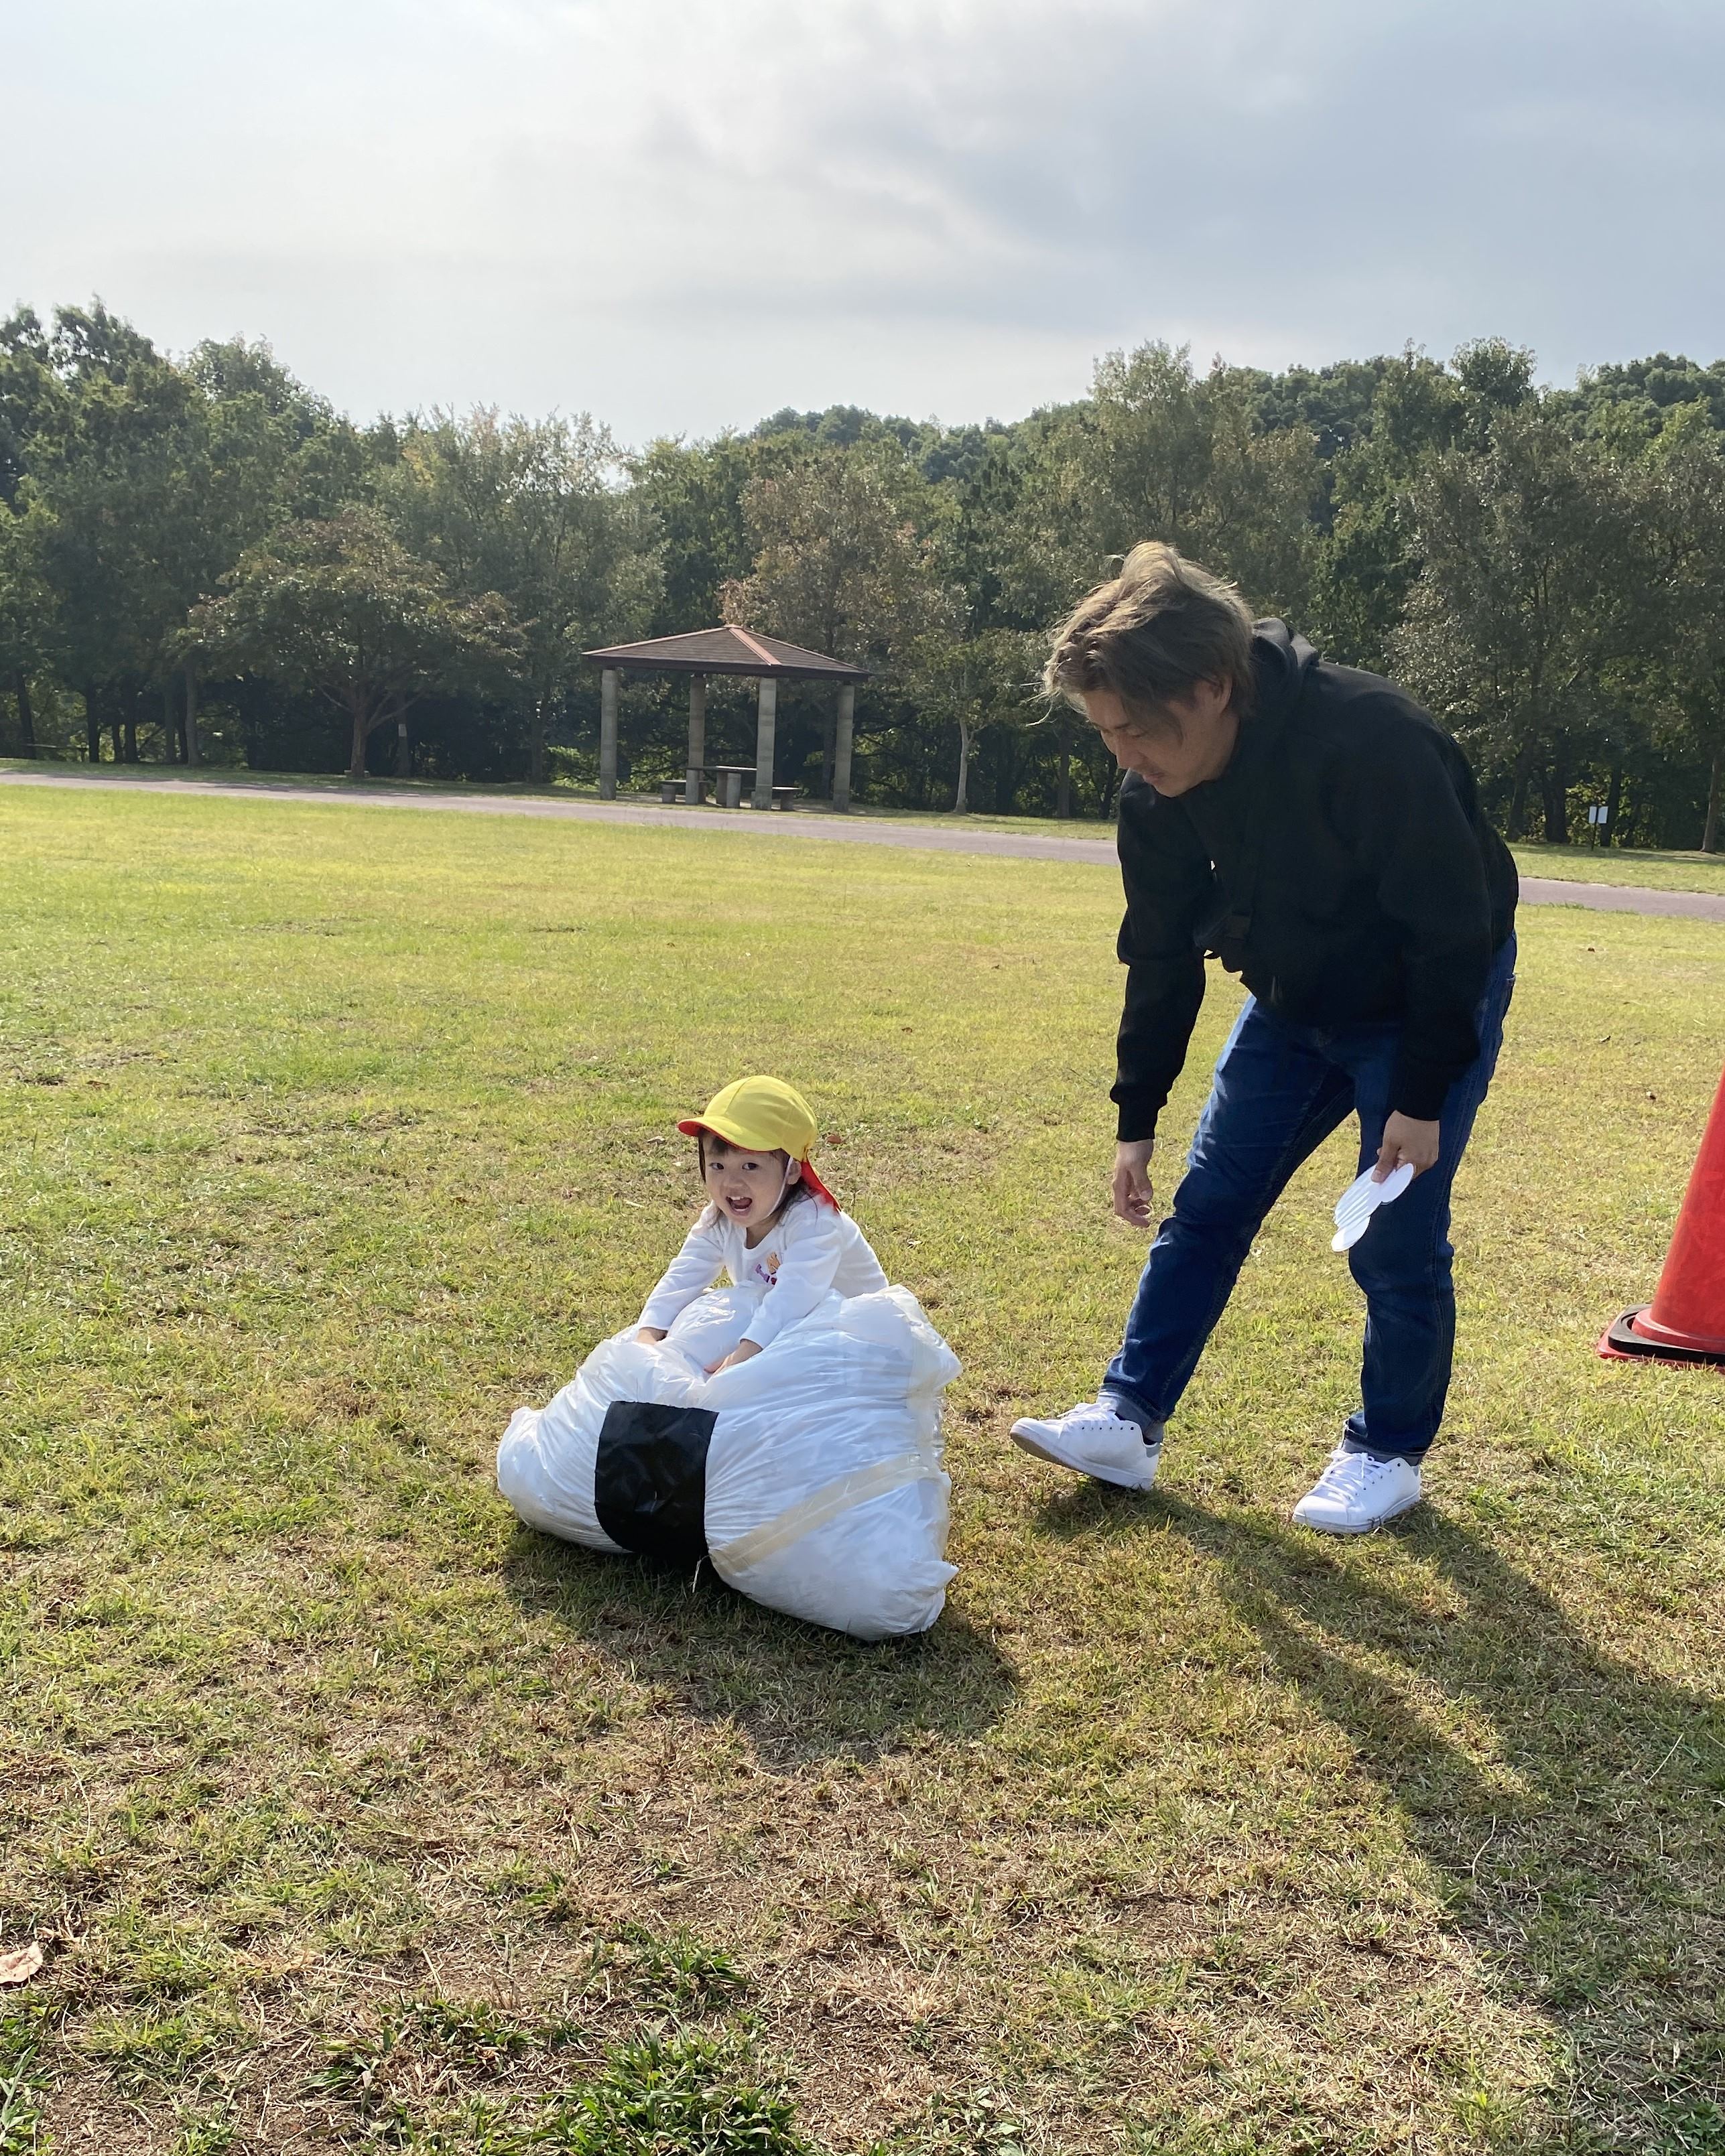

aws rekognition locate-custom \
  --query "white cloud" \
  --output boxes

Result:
[4,0,1722,437]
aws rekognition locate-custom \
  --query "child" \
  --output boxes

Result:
[500,1071,958,1635]
[635,1076,887,1373]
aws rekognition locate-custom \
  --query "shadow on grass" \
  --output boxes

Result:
[1034,1481,1725,2149]
[499,1525,1019,1768]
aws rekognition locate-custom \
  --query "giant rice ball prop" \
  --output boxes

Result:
[498,1287,960,1639]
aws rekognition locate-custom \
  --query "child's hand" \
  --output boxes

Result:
[706,1341,763,1375]
[634,1326,668,1346]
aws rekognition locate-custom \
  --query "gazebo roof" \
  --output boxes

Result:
[582,626,869,682]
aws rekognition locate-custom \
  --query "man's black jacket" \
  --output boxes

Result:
[1112,621,1517,1143]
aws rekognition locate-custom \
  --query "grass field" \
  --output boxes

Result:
[1508,843,1725,896]
[1,787,1722,2156]
[7,761,1725,898]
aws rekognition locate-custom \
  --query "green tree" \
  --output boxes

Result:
[186,334,373,521]
[1395,401,1643,840]
[390,409,659,779]
[1309,350,1468,672]
[24,309,317,761]
[1641,406,1725,851]
[0,310,73,511]
[721,439,966,805]
[904,624,1043,814]
[988,343,1322,628]
[722,439,954,668]
[635,431,767,634]
[19,307,190,754]
[190,511,520,779]
[0,493,58,753]
[1566,352,1725,440]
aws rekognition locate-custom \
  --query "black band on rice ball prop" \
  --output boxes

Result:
[593,1400,717,1564]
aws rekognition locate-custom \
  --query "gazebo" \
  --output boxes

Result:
[582,626,870,812]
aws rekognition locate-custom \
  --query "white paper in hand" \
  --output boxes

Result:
[1331,1162,1415,1252]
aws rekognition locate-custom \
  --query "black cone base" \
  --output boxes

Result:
[1603,1307,1725,1368]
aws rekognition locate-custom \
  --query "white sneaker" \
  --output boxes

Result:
[1292,1446,1422,1534]
[1009,1402,1161,1491]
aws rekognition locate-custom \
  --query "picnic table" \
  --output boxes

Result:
[659,766,799,811]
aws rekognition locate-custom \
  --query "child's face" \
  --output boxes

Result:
[702,1139,798,1228]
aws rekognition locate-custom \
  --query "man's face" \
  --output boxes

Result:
[702,1139,795,1227]
[1082,680,1238,797]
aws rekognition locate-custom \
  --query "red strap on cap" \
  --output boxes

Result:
[798,1160,840,1209]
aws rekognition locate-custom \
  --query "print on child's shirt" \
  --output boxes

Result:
[751,1252,781,1291]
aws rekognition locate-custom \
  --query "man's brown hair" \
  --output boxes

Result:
[1044,541,1256,734]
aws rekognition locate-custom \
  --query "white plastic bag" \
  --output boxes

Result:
[498,1286,960,1639]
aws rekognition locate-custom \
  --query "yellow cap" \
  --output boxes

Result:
[678,1075,820,1160]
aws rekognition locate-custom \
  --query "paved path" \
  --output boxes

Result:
[5,768,1724,922]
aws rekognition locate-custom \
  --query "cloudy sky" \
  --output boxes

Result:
[7,0,1724,442]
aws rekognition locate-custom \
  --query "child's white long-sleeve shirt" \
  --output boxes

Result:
[637,1199,889,1350]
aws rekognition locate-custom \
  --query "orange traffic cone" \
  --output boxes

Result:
[1600,1062,1725,1367]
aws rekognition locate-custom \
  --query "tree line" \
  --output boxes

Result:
[3,303,1722,848]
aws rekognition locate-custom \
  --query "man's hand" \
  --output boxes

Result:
[1377,1113,1440,1180]
[1112,1139,1157,1227]
[633,1325,667,1346]
[707,1339,763,1375]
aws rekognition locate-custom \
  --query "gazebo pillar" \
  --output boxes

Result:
[752,677,777,810]
[685,673,706,804]
[598,667,619,799]
[832,683,856,813]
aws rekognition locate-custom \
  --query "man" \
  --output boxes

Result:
[1011,543,1517,1533]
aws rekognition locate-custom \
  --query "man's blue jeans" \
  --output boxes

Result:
[1102,935,1516,1462]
